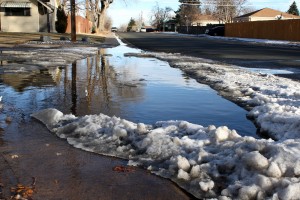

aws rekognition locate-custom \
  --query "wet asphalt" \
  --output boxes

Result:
[118,32,300,80]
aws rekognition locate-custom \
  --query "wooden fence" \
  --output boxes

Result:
[66,16,92,34]
[225,19,300,41]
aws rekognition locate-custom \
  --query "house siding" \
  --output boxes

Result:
[234,16,299,22]
[192,19,219,26]
[0,0,39,32]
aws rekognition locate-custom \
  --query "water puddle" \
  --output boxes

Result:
[0,41,257,137]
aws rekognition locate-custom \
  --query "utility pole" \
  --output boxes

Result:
[71,0,76,42]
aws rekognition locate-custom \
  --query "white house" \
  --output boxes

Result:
[234,8,300,22]
[0,0,57,32]
[191,14,220,26]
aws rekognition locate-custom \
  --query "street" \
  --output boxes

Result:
[118,32,300,80]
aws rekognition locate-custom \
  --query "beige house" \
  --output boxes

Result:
[0,0,56,32]
[191,14,220,26]
[234,8,300,22]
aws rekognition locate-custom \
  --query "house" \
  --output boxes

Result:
[234,8,300,23]
[191,14,220,26]
[0,0,56,32]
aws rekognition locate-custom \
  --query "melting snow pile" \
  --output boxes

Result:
[32,108,300,199]
[0,47,98,68]
[31,52,300,199]
[150,52,300,141]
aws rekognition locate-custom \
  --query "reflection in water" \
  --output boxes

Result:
[0,128,4,145]
[71,62,77,115]
[0,67,60,92]
[0,46,257,137]
[85,49,111,113]
[68,49,145,117]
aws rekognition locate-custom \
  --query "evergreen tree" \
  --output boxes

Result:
[178,0,201,25]
[287,1,299,16]
[55,6,68,33]
[173,8,181,25]
[127,18,136,32]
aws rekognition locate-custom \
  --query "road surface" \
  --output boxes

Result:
[118,32,300,80]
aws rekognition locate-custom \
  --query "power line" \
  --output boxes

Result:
[181,3,239,7]
[180,3,201,5]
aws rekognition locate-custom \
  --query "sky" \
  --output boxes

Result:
[107,0,298,27]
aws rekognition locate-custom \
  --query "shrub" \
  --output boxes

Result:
[55,6,68,33]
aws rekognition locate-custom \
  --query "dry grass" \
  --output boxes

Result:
[0,32,107,46]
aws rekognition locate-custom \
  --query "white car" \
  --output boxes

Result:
[140,27,146,32]
[111,27,118,32]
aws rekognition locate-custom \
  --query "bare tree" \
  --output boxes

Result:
[202,0,248,23]
[118,23,128,32]
[104,14,112,30]
[87,0,113,32]
[150,3,173,31]
[135,11,145,31]
[56,0,113,32]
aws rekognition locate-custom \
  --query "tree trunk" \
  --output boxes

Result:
[71,0,76,41]
[97,0,111,32]
[99,8,106,31]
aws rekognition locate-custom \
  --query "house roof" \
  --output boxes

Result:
[195,14,218,21]
[236,8,300,19]
[0,1,31,8]
[142,26,155,29]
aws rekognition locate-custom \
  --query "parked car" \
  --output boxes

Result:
[140,27,147,32]
[205,26,225,36]
[111,27,118,32]
[140,27,155,32]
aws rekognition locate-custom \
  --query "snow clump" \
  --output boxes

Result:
[32,109,300,199]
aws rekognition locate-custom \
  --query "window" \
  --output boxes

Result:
[5,7,31,16]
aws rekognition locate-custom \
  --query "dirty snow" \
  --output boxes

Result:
[31,107,300,199]
[0,47,98,68]
[161,32,300,47]
[28,39,300,199]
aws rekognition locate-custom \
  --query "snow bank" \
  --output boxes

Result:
[0,47,98,68]
[161,32,300,47]
[31,108,300,199]
[144,52,300,141]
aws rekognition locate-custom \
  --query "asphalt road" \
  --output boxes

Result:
[118,32,300,80]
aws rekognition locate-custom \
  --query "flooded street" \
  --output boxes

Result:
[0,38,258,199]
[1,41,257,137]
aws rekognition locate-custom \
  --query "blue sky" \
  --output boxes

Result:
[108,0,298,27]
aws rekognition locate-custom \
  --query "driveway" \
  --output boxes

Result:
[118,32,300,80]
